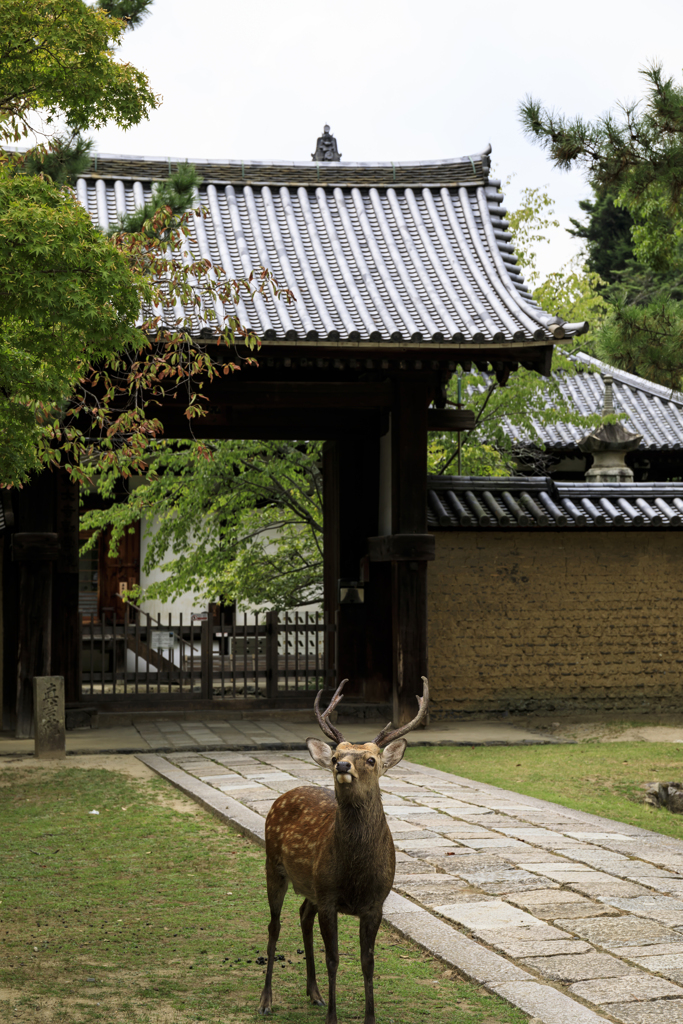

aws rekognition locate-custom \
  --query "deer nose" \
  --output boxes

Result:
[336,761,352,773]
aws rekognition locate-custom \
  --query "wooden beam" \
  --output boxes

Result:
[205,381,393,408]
[214,341,555,369]
[124,410,389,442]
[367,534,435,562]
[427,409,476,431]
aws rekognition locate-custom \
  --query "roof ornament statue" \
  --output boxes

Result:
[312,125,341,162]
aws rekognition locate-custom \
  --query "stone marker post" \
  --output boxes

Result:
[33,676,65,759]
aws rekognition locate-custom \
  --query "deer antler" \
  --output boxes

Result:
[373,677,429,746]
[314,678,348,744]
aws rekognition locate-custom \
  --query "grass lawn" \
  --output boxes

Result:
[406,740,683,839]
[0,760,528,1024]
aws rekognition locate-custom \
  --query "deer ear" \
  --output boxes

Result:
[381,738,407,772]
[306,737,335,771]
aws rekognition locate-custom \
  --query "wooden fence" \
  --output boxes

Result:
[80,608,335,700]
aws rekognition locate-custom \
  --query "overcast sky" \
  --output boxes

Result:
[90,0,683,277]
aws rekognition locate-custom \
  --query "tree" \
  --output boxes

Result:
[569,186,635,285]
[520,64,683,388]
[0,0,155,484]
[81,440,324,611]
[428,187,607,476]
[0,158,142,486]
[0,2,291,487]
[97,0,154,30]
[21,133,95,184]
[0,0,158,143]
[427,352,605,477]
[15,0,155,183]
[506,185,608,328]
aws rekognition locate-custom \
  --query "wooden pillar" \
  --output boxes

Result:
[336,438,371,699]
[391,380,429,725]
[322,442,340,686]
[2,496,18,732]
[13,533,60,738]
[51,471,81,704]
[323,436,391,704]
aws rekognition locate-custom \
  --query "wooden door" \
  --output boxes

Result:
[99,523,141,621]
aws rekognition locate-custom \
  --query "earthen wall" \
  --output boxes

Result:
[427,531,683,717]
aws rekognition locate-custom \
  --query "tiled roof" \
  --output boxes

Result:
[468,352,683,452]
[427,475,683,529]
[75,152,589,348]
[551,354,683,451]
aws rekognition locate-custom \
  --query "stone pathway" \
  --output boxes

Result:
[138,750,683,1024]
[132,716,556,752]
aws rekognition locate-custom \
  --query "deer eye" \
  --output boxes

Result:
[366,757,376,767]
[331,756,337,764]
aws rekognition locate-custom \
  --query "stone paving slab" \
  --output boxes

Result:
[489,980,611,1023]
[137,750,683,1024]
[607,1001,683,1023]
[520,951,636,981]
[620,943,683,959]
[555,916,683,948]
[599,895,683,924]
[569,974,683,1004]
[624,952,683,975]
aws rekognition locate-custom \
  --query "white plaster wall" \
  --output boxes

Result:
[137,515,321,622]
[137,513,206,622]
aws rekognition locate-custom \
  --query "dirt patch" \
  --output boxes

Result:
[0,754,155,780]
[511,713,683,744]
[154,792,200,815]
[2,994,193,1023]
[605,726,683,743]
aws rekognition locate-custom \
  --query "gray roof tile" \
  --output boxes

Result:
[75,153,588,347]
[470,353,683,452]
[427,475,683,530]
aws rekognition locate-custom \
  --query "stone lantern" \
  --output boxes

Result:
[578,374,642,483]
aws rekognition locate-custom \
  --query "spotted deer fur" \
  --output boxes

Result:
[258,677,429,1024]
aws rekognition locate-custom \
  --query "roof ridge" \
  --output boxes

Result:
[428,473,683,494]
[67,150,493,169]
[572,351,683,406]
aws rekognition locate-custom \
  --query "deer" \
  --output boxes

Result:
[257,675,429,1024]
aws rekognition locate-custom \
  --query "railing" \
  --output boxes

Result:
[79,608,335,701]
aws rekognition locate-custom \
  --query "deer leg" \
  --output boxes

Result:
[299,898,324,1005]
[359,909,383,1024]
[317,907,339,1024]
[258,861,288,1015]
